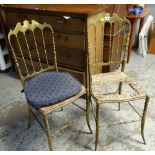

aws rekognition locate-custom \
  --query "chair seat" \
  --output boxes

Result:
[24,72,82,108]
[91,72,147,103]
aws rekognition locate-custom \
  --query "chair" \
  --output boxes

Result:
[8,20,92,150]
[87,13,150,150]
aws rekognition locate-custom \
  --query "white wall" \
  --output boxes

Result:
[133,4,155,47]
[148,4,155,22]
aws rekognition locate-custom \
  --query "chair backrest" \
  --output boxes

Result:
[8,20,58,85]
[87,13,131,75]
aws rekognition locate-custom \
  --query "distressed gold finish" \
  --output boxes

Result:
[141,96,149,144]
[43,114,52,151]
[95,102,100,151]
[8,20,92,150]
[86,91,93,134]
[118,82,122,111]
[87,13,149,150]
[8,20,58,85]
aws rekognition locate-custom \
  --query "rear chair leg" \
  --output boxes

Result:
[141,96,149,144]
[118,82,123,111]
[43,114,52,151]
[118,103,121,111]
[86,91,93,134]
[27,104,32,129]
[95,102,100,151]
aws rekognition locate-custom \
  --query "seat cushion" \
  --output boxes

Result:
[24,72,82,108]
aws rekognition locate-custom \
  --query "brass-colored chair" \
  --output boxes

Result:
[8,20,92,150]
[87,13,149,150]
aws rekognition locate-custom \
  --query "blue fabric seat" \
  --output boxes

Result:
[24,72,82,108]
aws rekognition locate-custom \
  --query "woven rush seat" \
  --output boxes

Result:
[24,72,82,108]
[91,72,147,103]
[87,13,150,150]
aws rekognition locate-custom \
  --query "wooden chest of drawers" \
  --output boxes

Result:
[0,4,128,87]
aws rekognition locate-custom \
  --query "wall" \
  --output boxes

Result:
[148,4,155,22]
[133,4,155,47]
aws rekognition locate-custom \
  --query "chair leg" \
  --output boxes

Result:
[27,104,32,129]
[141,96,149,145]
[118,103,121,111]
[86,92,93,134]
[43,114,52,151]
[118,82,123,111]
[95,102,100,151]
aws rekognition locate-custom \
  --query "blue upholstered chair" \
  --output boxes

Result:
[8,20,92,150]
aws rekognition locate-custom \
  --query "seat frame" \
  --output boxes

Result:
[87,13,150,150]
[8,20,92,150]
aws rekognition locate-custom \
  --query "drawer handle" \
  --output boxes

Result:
[56,17,69,24]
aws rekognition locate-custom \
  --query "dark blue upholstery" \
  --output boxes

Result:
[24,72,82,108]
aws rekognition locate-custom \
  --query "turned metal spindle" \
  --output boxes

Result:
[51,28,58,72]
[32,31,43,70]
[109,23,113,63]
[8,40,24,85]
[16,35,29,75]
[116,24,121,63]
[93,24,97,74]
[41,29,49,67]
[101,22,105,64]
[23,33,35,73]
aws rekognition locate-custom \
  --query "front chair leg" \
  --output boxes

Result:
[95,102,100,151]
[118,82,123,111]
[86,91,93,134]
[141,96,149,144]
[43,114,52,151]
[27,104,32,129]
[118,103,121,111]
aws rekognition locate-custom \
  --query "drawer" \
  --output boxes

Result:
[42,15,85,33]
[56,47,85,69]
[11,28,84,50]
[6,12,85,34]
[6,12,42,25]
[54,32,84,50]
[10,32,85,69]
[16,57,49,75]
[58,67,85,85]
[16,57,85,85]
[14,46,85,70]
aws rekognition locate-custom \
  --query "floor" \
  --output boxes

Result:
[0,51,155,151]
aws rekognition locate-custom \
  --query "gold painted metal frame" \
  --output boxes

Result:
[8,20,92,151]
[87,13,150,150]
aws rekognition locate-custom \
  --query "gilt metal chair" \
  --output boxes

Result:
[87,13,150,150]
[8,20,92,150]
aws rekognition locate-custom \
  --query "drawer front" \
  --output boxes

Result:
[16,57,85,85]
[42,15,85,33]
[6,12,42,25]
[9,28,85,70]
[55,33,84,50]
[56,47,85,69]
[6,12,85,34]
[14,46,85,70]
[13,30,84,50]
